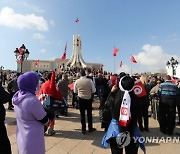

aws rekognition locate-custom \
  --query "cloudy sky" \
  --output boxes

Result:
[0,0,180,74]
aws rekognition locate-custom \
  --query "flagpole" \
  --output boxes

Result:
[75,18,79,66]
[114,56,115,74]
[131,61,132,76]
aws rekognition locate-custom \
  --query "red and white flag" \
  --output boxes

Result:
[61,43,67,60]
[120,61,123,67]
[131,55,137,63]
[34,59,39,67]
[133,80,147,97]
[75,18,79,23]
[113,47,119,57]
[57,64,60,69]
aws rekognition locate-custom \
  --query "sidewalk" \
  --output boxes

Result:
[5,101,180,154]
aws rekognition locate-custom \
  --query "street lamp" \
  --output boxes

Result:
[166,57,179,76]
[14,44,30,73]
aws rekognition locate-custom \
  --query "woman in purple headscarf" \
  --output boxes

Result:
[12,72,49,154]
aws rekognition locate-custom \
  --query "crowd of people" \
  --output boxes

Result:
[0,67,180,154]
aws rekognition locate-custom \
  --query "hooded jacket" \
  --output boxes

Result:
[12,72,47,154]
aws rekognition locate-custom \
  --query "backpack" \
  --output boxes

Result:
[99,94,112,124]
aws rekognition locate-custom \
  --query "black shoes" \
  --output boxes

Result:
[144,127,149,132]
[88,128,96,133]
[81,128,96,134]
[56,115,60,118]
[81,130,86,134]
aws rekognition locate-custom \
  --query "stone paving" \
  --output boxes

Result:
[5,100,180,154]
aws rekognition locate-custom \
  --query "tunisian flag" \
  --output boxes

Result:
[113,47,119,56]
[75,18,79,23]
[34,59,39,67]
[61,43,67,60]
[131,55,137,63]
[120,61,123,67]
[133,80,147,97]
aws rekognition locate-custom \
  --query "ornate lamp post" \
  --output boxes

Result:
[166,57,179,76]
[14,44,30,73]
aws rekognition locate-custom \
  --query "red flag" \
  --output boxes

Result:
[61,43,67,60]
[75,18,79,23]
[19,59,23,64]
[131,55,137,63]
[57,64,60,69]
[120,61,123,67]
[113,47,119,56]
[34,59,39,67]
[18,48,24,55]
[68,82,74,91]
[133,80,147,97]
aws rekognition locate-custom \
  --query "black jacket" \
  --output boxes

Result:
[111,90,139,137]
[0,85,10,122]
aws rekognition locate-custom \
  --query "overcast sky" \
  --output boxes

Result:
[0,0,180,74]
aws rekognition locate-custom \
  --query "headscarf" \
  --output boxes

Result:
[17,72,39,95]
[118,76,134,127]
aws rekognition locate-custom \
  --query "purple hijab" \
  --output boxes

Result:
[17,72,39,94]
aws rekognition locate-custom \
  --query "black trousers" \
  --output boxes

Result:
[109,138,138,154]
[159,101,176,134]
[0,122,11,154]
[78,97,93,131]
[138,101,149,129]
[8,92,15,108]
[177,104,180,123]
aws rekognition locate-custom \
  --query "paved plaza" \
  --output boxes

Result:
[5,99,180,154]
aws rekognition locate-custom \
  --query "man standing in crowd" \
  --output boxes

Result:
[95,72,106,103]
[7,72,20,110]
[74,69,96,134]
[57,74,69,116]
[158,75,179,135]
